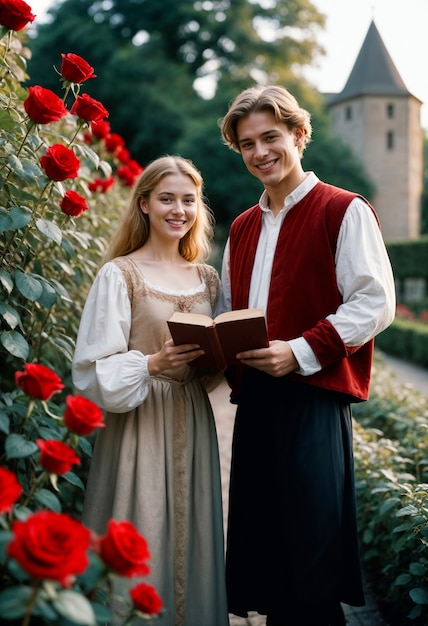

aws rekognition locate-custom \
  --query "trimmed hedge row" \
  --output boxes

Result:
[375,320,428,368]
[353,355,428,625]
[386,237,428,281]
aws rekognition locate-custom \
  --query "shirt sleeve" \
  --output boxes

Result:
[72,262,151,413]
[215,237,232,316]
[291,197,396,375]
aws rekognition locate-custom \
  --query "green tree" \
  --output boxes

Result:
[27,0,372,239]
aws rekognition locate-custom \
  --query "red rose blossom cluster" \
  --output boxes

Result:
[88,175,115,193]
[84,119,144,189]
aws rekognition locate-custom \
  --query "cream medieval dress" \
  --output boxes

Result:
[72,256,228,626]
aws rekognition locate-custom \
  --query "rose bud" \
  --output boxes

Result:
[15,363,64,401]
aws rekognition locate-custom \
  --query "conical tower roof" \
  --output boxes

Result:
[328,20,413,105]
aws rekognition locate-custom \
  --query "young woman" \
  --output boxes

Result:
[72,155,228,626]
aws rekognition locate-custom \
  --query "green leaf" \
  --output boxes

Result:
[63,471,85,490]
[0,330,29,359]
[53,590,97,625]
[18,159,43,183]
[14,269,43,302]
[74,143,100,169]
[396,504,419,517]
[34,488,62,512]
[36,276,57,309]
[9,205,32,229]
[409,587,428,605]
[379,497,400,517]
[0,530,13,564]
[409,562,426,577]
[0,211,12,233]
[7,155,43,183]
[0,586,34,619]
[0,269,14,293]
[394,573,412,586]
[0,109,16,130]
[5,434,38,459]
[78,436,93,457]
[35,218,62,245]
[0,410,10,434]
[0,300,21,329]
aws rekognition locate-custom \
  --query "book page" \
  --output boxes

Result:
[214,308,264,324]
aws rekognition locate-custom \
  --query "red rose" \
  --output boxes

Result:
[70,93,108,123]
[37,439,80,475]
[0,467,23,514]
[116,147,130,164]
[7,510,90,586]
[63,395,105,436]
[60,190,88,218]
[88,176,115,193]
[130,582,163,616]
[104,132,125,154]
[24,86,67,125]
[60,53,96,84]
[15,363,64,401]
[0,0,35,31]
[97,519,150,577]
[91,119,110,139]
[117,165,138,187]
[40,144,80,181]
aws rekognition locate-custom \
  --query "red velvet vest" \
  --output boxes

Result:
[229,181,377,402]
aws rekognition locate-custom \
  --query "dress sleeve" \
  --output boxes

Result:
[72,262,151,413]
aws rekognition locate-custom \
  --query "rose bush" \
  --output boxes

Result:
[0,6,154,624]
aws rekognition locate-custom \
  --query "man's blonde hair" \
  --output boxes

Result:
[221,85,312,156]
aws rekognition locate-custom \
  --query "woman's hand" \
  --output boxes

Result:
[148,339,204,375]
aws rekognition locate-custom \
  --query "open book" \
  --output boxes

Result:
[167,308,269,369]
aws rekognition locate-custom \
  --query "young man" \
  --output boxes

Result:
[217,85,396,626]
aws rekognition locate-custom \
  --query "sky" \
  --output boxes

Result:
[28,0,428,129]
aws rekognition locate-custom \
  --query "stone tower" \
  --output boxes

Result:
[327,21,423,240]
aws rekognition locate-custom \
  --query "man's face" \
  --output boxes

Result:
[236,110,304,191]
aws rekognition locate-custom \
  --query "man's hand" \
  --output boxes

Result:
[236,340,298,377]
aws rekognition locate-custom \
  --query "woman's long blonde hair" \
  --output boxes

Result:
[104,155,214,263]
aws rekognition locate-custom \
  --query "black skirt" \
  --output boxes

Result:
[225,367,365,617]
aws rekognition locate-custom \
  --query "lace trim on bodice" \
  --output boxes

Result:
[112,256,219,313]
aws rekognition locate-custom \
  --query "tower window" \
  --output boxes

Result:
[345,106,352,121]
[387,103,395,118]
[387,131,394,150]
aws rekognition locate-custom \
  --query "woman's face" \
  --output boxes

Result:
[140,173,198,244]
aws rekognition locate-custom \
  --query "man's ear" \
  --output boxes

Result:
[295,127,305,147]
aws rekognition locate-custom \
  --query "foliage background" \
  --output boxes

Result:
[26,0,375,237]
